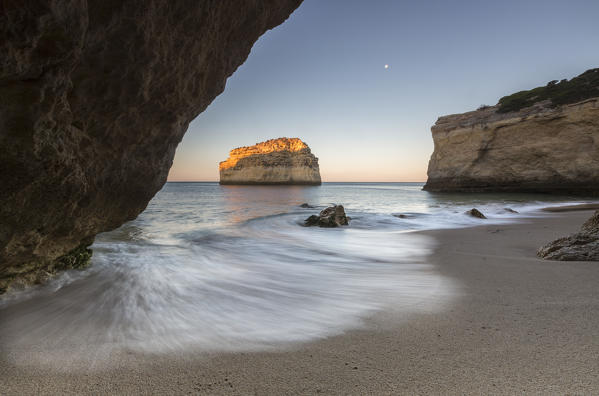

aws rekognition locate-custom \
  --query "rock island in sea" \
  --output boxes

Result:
[219,138,321,185]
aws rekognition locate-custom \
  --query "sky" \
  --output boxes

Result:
[168,0,599,182]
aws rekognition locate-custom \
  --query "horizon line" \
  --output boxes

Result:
[166,180,427,183]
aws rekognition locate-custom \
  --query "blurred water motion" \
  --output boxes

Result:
[0,182,589,369]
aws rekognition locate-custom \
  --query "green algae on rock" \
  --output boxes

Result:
[0,242,93,294]
[54,244,93,271]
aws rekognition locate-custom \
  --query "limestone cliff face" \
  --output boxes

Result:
[424,98,599,193]
[0,0,302,292]
[219,138,321,185]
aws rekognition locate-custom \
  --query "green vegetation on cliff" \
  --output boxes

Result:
[497,68,599,113]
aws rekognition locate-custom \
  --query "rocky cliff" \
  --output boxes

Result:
[0,0,302,292]
[424,69,599,193]
[219,138,321,185]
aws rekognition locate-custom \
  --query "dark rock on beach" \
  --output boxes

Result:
[466,208,487,219]
[0,0,302,293]
[581,211,599,233]
[538,210,599,261]
[300,203,315,208]
[304,205,350,228]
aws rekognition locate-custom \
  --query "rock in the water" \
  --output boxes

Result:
[0,0,302,292]
[304,205,349,228]
[299,203,315,208]
[393,213,420,219]
[424,69,599,193]
[304,215,321,226]
[538,211,599,261]
[394,214,409,219]
[219,138,321,185]
[503,208,519,214]
[466,208,487,219]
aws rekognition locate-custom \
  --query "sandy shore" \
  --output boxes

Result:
[2,210,599,395]
[542,203,599,212]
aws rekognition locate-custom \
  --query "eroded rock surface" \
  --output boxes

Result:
[219,138,321,185]
[538,211,599,261]
[0,0,302,292]
[424,69,599,193]
[304,205,349,228]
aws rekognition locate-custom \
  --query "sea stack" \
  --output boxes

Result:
[424,69,599,193]
[219,138,322,185]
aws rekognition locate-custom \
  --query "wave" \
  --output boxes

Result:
[1,182,594,370]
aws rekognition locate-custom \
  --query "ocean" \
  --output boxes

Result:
[0,182,593,368]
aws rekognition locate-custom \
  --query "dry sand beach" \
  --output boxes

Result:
[1,209,598,395]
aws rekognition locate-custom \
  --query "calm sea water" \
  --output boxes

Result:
[0,182,592,368]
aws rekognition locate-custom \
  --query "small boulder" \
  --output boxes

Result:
[299,203,315,208]
[304,205,350,227]
[503,208,518,214]
[466,208,486,219]
[538,210,599,261]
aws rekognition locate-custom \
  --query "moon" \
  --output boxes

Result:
[384,64,389,69]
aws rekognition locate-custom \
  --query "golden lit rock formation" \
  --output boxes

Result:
[219,138,321,185]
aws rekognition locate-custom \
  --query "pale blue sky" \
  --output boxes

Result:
[168,0,599,182]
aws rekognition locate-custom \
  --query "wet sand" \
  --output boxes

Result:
[2,210,599,395]
[542,203,599,212]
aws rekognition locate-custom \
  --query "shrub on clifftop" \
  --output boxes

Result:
[497,68,599,113]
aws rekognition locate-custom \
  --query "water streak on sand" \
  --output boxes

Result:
[0,183,595,370]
